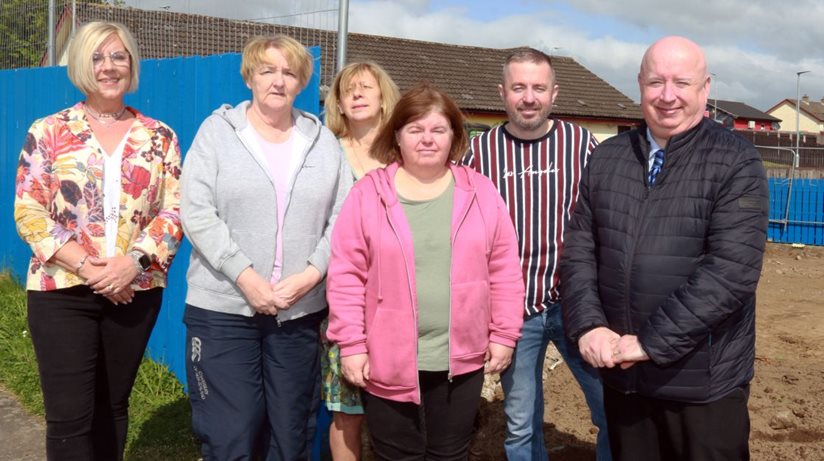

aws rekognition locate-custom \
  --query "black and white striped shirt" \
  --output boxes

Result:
[463,120,596,316]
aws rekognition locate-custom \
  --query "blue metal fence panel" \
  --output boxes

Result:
[1,65,83,281]
[1,50,321,388]
[767,177,824,245]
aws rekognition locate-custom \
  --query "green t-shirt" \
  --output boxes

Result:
[399,179,454,372]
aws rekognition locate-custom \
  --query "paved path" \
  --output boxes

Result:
[0,385,45,460]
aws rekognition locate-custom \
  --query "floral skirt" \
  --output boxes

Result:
[320,318,364,414]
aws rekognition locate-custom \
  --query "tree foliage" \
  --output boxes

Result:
[0,0,49,68]
[0,0,112,69]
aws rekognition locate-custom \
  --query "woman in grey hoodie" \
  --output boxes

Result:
[179,35,352,461]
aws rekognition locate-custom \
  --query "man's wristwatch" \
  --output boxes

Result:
[129,250,152,272]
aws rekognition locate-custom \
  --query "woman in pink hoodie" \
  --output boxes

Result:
[327,82,525,460]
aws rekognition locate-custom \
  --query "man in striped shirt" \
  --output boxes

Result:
[463,48,610,461]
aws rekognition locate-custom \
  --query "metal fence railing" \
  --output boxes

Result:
[758,145,824,245]
[0,0,341,76]
[757,145,824,171]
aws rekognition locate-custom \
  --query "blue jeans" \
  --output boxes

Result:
[501,303,611,461]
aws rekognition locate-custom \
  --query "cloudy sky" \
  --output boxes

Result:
[122,0,824,112]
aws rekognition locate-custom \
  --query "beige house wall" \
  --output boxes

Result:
[769,102,822,133]
[576,122,620,143]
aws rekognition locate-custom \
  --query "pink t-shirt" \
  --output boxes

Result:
[252,129,294,283]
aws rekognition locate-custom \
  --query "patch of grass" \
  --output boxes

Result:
[0,273,44,414]
[126,360,199,460]
[763,161,791,169]
[0,272,199,460]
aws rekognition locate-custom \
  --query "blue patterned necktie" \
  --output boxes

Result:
[648,149,665,186]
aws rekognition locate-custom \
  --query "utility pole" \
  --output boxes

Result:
[47,0,55,66]
[336,0,349,73]
[710,72,718,122]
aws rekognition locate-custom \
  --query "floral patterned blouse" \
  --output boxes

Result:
[14,102,183,291]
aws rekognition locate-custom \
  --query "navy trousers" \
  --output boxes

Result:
[185,305,324,461]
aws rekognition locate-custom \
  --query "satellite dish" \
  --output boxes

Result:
[717,114,734,129]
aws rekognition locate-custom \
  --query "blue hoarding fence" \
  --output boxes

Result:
[1,50,320,386]
[768,177,824,245]
[1,49,333,459]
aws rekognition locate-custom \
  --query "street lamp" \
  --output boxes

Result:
[710,72,718,122]
[795,70,811,168]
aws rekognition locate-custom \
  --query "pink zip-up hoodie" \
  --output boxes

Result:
[327,162,525,404]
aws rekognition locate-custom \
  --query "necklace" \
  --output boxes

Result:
[85,104,127,126]
[349,142,368,176]
[345,136,381,178]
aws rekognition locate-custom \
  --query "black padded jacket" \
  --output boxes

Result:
[560,118,769,403]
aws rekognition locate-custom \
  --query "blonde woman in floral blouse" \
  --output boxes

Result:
[13,21,182,461]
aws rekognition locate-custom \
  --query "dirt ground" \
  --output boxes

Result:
[469,242,824,460]
[4,243,821,460]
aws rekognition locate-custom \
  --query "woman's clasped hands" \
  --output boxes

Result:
[83,255,138,305]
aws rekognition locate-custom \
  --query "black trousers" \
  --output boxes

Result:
[604,385,750,461]
[362,368,484,461]
[27,286,162,461]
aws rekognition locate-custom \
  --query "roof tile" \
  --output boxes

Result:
[76,3,641,120]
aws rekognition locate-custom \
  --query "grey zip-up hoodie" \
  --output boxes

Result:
[180,101,353,320]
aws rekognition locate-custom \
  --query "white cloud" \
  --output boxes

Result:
[566,0,824,61]
[349,1,650,100]
[349,0,824,110]
[121,0,824,111]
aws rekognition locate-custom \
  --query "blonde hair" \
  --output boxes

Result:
[67,21,140,95]
[324,61,400,137]
[240,35,313,88]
